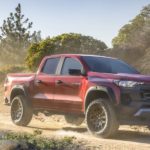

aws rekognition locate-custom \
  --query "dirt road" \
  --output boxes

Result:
[0,87,150,149]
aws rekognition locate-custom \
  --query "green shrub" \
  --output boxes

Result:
[1,132,80,150]
[26,33,107,70]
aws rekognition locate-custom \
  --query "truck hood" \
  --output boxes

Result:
[88,72,150,83]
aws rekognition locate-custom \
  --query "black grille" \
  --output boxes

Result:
[140,84,150,100]
[142,90,150,99]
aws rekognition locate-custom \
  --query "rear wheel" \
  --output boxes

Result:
[11,95,33,126]
[65,114,84,126]
[85,99,119,138]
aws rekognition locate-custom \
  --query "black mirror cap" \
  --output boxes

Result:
[81,69,87,76]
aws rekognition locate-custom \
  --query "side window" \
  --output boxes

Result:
[42,58,60,75]
[61,58,82,75]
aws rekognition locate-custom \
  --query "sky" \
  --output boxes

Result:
[0,0,150,47]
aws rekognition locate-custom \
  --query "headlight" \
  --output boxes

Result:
[114,80,143,88]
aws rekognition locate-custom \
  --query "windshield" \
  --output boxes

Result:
[82,56,139,74]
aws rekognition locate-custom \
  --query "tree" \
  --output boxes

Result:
[110,4,150,73]
[112,4,150,50]
[26,33,107,70]
[0,3,41,65]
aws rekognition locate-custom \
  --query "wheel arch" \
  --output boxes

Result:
[10,85,31,105]
[84,86,116,112]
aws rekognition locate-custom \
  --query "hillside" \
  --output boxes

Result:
[110,4,150,74]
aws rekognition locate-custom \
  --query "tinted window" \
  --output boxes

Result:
[42,58,60,75]
[82,56,139,74]
[61,58,82,75]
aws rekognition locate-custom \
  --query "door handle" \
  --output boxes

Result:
[56,80,63,85]
[35,80,42,84]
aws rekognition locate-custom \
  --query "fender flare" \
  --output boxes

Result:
[10,84,31,105]
[84,85,116,112]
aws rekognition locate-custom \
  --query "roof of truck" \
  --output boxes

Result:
[44,54,117,60]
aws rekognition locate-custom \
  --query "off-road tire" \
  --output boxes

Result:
[11,95,33,126]
[85,99,119,138]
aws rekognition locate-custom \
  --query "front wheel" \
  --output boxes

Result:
[85,99,119,138]
[11,95,33,126]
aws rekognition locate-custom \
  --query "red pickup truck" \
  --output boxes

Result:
[4,54,150,138]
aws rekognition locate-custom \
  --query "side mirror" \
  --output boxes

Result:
[81,69,87,76]
[69,69,87,76]
[69,69,81,76]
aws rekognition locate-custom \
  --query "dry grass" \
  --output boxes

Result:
[0,83,4,104]
[0,64,28,83]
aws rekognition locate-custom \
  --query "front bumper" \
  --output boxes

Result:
[117,83,150,122]
[134,108,150,118]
